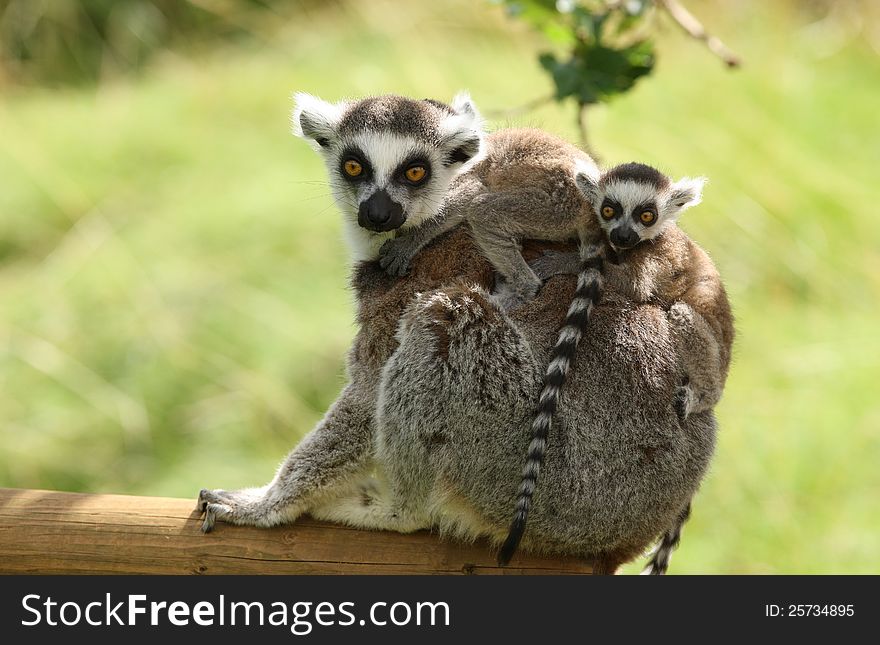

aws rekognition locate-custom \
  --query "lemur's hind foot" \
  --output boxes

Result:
[490,278,540,311]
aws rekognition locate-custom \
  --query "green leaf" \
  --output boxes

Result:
[502,0,655,107]
[542,39,655,105]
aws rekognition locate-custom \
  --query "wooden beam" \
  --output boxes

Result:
[0,488,592,575]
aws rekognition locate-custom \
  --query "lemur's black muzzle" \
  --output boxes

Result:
[358,189,406,232]
[609,226,640,250]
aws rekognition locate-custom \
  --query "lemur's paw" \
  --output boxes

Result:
[197,489,231,533]
[673,379,696,423]
[197,488,269,533]
[490,285,531,312]
[378,239,413,276]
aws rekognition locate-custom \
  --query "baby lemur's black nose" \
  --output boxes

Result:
[610,226,640,249]
[359,189,406,232]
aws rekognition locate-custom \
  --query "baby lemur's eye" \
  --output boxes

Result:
[639,210,656,225]
[343,159,363,178]
[601,205,616,220]
[404,165,428,185]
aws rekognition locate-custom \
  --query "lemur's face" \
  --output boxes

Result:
[293,93,483,234]
[577,162,705,252]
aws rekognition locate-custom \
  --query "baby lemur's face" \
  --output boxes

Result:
[293,93,483,235]
[577,162,706,252]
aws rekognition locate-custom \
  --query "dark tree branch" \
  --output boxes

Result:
[576,103,598,161]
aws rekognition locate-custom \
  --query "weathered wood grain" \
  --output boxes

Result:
[0,488,592,575]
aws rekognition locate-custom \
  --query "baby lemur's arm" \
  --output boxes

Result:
[668,301,725,419]
[668,242,733,419]
[625,230,730,420]
[531,248,633,294]
[630,254,728,420]
[464,187,563,310]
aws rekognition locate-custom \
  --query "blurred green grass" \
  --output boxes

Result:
[1,1,878,573]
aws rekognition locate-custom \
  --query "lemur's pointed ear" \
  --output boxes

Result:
[292,92,346,149]
[450,91,481,121]
[439,91,485,166]
[668,177,707,212]
[574,163,600,201]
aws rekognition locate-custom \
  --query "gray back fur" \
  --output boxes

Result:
[374,265,718,567]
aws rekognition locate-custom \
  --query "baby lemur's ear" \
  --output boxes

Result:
[575,169,599,201]
[450,91,481,121]
[291,92,347,150]
[439,91,485,166]
[668,177,707,213]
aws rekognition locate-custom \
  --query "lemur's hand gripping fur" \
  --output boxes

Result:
[378,236,420,277]
[490,279,533,312]
[673,375,695,423]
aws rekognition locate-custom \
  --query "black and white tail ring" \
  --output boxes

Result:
[641,501,692,575]
[497,240,605,566]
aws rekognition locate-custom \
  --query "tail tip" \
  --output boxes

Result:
[497,519,525,567]
[497,539,517,567]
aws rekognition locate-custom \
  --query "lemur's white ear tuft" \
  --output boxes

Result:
[451,91,481,121]
[439,91,485,166]
[291,92,346,149]
[668,176,707,213]
[575,170,599,201]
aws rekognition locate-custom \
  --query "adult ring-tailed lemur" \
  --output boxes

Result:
[197,92,732,575]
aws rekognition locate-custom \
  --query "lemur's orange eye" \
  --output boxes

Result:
[343,159,363,177]
[640,210,656,225]
[404,165,427,184]
[601,205,616,220]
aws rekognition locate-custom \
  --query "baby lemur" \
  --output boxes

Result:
[378,128,600,310]
[538,162,730,421]
[502,161,734,572]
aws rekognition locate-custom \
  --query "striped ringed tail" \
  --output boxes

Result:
[497,241,605,566]
[641,501,693,575]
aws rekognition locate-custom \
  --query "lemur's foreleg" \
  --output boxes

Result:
[466,189,556,310]
[197,383,375,532]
